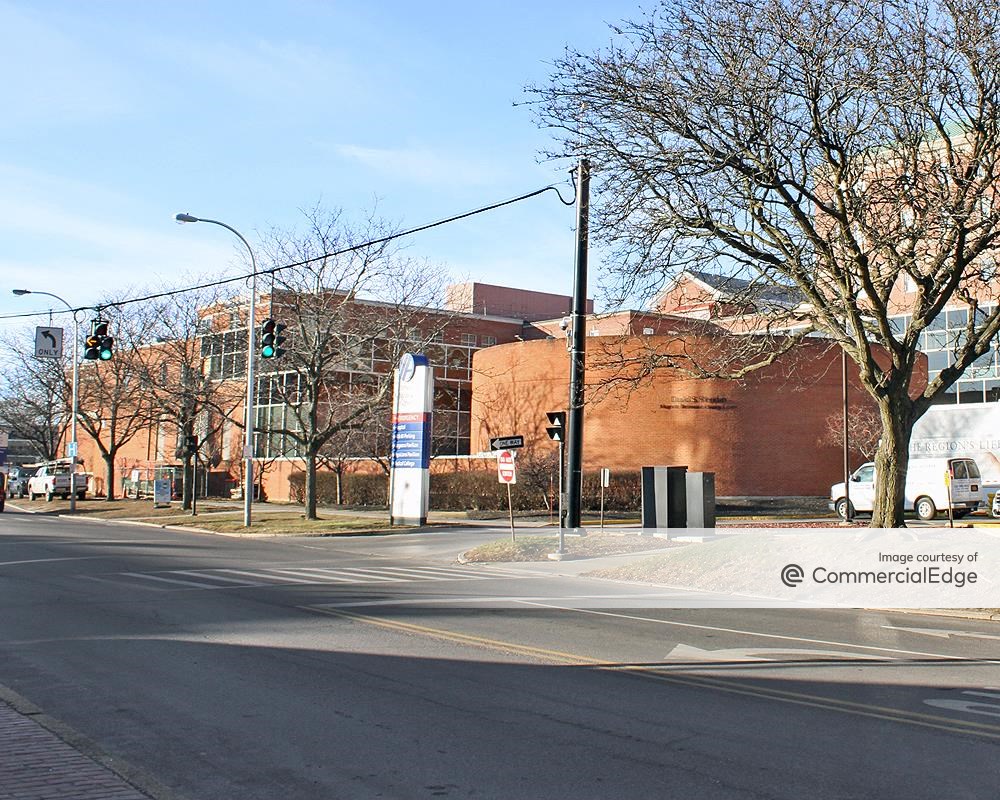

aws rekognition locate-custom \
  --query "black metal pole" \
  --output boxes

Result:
[566,157,590,529]
[842,349,852,522]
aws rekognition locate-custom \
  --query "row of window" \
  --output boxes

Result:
[201,328,497,381]
[891,306,1000,405]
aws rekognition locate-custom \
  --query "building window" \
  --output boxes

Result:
[481,335,496,347]
[201,328,248,379]
[461,333,477,347]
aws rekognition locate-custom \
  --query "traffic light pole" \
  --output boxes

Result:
[566,157,590,529]
[12,290,80,513]
[70,311,79,513]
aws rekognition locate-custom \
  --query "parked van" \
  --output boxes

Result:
[830,457,981,520]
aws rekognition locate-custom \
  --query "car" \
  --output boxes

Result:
[5,465,38,499]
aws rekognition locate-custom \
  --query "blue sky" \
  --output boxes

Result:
[0,0,641,329]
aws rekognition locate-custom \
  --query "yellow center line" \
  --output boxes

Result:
[304,606,1000,740]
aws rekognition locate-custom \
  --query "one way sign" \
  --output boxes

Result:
[35,327,63,359]
[489,435,524,451]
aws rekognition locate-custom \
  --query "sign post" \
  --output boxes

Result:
[497,449,517,541]
[600,467,610,529]
[945,468,954,528]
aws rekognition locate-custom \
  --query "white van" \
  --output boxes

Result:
[830,457,981,521]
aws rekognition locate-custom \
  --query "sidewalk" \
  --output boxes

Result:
[0,698,154,800]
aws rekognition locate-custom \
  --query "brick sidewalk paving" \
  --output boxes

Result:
[0,700,151,799]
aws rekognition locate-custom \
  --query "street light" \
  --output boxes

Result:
[175,212,258,527]
[12,289,80,513]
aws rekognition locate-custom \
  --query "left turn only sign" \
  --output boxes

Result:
[35,327,63,359]
[497,450,517,485]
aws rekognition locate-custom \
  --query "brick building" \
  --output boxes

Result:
[471,323,884,496]
[72,283,576,502]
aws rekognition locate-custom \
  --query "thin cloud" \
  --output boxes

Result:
[335,144,503,187]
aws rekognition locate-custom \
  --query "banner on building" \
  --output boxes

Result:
[910,403,1000,482]
[389,353,433,526]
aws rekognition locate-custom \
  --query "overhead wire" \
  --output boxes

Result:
[0,183,577,322]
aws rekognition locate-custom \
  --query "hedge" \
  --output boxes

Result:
[287,468,644,512]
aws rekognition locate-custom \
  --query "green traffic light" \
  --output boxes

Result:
[262,344,275,358]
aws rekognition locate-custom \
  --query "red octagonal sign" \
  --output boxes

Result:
[496,449,517,485]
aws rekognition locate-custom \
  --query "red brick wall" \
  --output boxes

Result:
[471,335,881,496]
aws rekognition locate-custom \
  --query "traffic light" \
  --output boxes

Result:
[546,411,566,442]
[185,435,199,455]
[84,319,113,361]
[260,318,286,359]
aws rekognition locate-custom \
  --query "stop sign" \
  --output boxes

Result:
[496,449,517,484]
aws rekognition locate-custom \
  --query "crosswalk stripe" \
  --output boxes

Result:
[102,563,519,590]
[171,570,263,586]
[213,568,317,584]
[364,566,487,580]
[264,568,359,583]
[307,567,409,582]
[121,572,221,589]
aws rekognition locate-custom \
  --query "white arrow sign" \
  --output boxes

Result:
[665,644,886,662]
[882,625,1000,642]
[34,326,63,359]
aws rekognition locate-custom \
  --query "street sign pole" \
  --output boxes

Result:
[496,449,517,542]
[506,482,515,542]
[558,440,565,553]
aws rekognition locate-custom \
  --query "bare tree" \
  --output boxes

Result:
[135,289,244,510]
[818,405,883,462]
[256,205,449,519]
[0,329,68,462]
[74,310,158,499]
[533,0,1000,525]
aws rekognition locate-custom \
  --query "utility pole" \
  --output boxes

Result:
[566,157,590,529]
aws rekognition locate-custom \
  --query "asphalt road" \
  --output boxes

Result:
[1,508,999,799]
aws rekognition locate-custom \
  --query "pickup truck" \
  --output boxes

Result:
[27,464,87,502]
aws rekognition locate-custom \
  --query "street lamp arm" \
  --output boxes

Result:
[12,289,71,312]
[174,214,257,273]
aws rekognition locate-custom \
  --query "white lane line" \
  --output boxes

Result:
[509,601,989,662]
[0,557,104,566]
[121,572,223,589]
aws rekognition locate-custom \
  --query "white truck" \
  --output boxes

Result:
[830,456,982,521]
[27,462,87,502]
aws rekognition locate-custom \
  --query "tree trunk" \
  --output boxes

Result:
[305,449,318,520]
[102,452,116,501]
[870,394,914,528]
[335,465,343,505]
